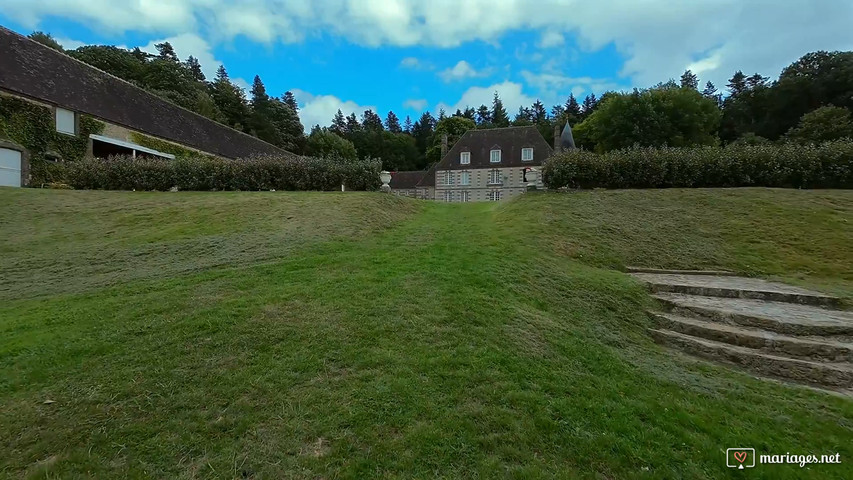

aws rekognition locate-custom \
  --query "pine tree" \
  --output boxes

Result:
[727,71,748,97]
[250,75,269,106]
[331,109,347,136]
[580,93,598,120]
[155,41,178,62]
[345,113,362,135]
[403,115,413,134]
[438,108,447,121]
[680,69,699,90]
[282,91,299,112]
[462,107,477,120]
[361,109,384,131]
[550,104,565,120]
[491,92,510,127]
[702,81,722,106]
[513,106,532,125]
[385,111,402,133]
[746,73,769,90]
[476,105,491,126]
[531,100,548,124]
[210,65,250,131]
[28,31,63,51]
[185,56,205,82]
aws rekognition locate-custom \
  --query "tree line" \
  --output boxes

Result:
[28,32,853,169]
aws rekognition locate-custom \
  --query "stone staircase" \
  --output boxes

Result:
[628,268,853,394]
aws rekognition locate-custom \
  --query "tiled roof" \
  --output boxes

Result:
[0,27,291,160]
[436,126,553,170]
[389,170,427,189]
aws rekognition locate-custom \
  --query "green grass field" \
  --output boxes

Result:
[1,188,851,479]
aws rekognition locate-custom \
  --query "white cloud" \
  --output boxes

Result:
[54,36,87,50]
[520,71,624,99]
[290,89,375,132]
[399,56,433,70]
[444,81,537,116]
[438,60,493,82]
[404,99,428,110]
[5,0,852,90]
[538,30,564,49]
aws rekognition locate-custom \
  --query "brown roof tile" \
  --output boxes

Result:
[389,170,427,189]
[436,126,553,170]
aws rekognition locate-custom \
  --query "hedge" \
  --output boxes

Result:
[542,141,853,189]
[64,154,383,191]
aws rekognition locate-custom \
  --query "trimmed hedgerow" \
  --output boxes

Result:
[542,141,853,190]
[65,154,382,191]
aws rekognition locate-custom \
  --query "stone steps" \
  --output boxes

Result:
[631,272,842,308]
[649,312,853,362]
[649,329,853,388]
[631,269,853,393]
[626,267,737,276]
[652,293,853,336]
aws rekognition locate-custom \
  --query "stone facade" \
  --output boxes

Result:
[434,166,544,202]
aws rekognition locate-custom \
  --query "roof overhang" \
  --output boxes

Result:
[89,134,176,159]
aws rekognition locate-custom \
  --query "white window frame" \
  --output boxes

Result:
[443,171,454,186]
[490,149,501,163]
[488,169,502,185]
[489,191,502,202]
[55,108,76,136]
[521,147,533,161]
[460,151,471,165]
[443,190,453,202]
[461,191,470,202]
[460,171,470,186]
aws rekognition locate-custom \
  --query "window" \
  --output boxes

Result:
[521,147,533,161]
[488,191,502,202]
[460,171,470,186]
[443,190,453,202]
[55,108,76,135]
[488,169,502,185]
[460,151,470,165]
[442,171,454,186]
[490,149,501,163]
[461,191,470,202]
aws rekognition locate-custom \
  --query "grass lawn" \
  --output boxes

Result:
[1,187,851,479]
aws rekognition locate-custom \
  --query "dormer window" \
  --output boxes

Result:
[521,147,533,161]
[460,151,470,165]
[490,149,501,163]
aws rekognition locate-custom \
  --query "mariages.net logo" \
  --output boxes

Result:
[727,448,841,469]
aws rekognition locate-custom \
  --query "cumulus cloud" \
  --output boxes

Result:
[404,99,428,110]
[444,81,537,115]
[399,56,433,70]
[438,61,493,82]
[538,30,564,49]
[520,71,624,98]
[291,89,375,132]
[140,33,225,80]
[6,0,852,89]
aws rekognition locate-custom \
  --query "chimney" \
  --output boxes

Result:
[441,134,448,158]
[553,124,561,153]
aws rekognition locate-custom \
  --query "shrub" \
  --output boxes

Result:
[64,154,382,191]
[543,141,853,190]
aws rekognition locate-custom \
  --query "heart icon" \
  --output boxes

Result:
[734,451,747,463]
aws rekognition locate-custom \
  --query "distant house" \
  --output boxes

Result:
[0,26,291,188]
[433,126,552,202]
[388,165,436,200]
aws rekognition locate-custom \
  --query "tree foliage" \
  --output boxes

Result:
[786,106,853,144]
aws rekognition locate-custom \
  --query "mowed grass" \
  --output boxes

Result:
[1,187,851,479]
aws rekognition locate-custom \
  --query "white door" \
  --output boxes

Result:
[0,148,22,187]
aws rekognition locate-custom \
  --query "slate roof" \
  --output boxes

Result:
[389,170,427,189]
[435,126,553,171]
[417,163,436,187]
[0,27,290,160]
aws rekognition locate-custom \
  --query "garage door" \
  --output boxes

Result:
[0,148,22,187]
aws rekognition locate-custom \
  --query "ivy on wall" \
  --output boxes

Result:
[129,132,218,161]
[0,95,105,184]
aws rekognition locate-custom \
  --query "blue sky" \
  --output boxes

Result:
[2,1,851,130]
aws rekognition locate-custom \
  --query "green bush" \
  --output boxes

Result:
[65,154,382,191]
[543,141,853,189]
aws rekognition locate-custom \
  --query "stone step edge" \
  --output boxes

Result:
[648,311,853,363]
[649,328,853,389]
[626,267,737,276]
[646,282,841,308]
[651,294,853,336]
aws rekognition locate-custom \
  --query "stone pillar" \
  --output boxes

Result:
[441,134,448,158]
[553,124,561,153]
